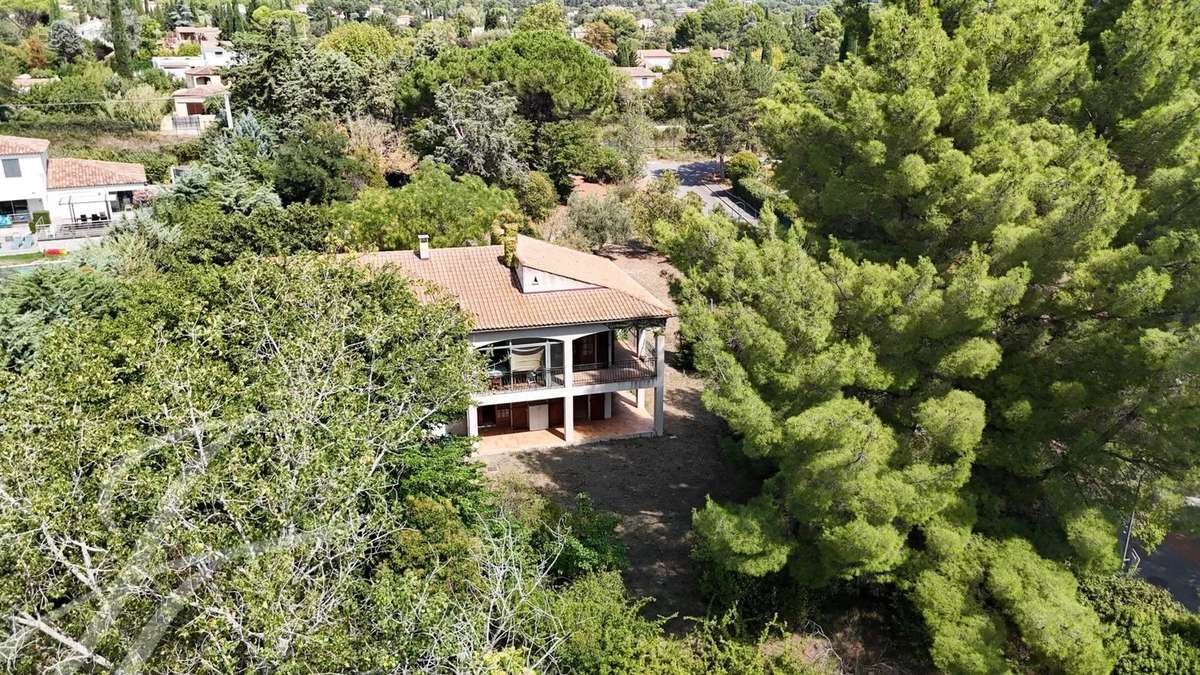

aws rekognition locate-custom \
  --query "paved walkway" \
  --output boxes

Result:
[475,390,655,455]
[645,159,760,224]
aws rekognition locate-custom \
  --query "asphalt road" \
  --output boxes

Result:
[644,159,760,224]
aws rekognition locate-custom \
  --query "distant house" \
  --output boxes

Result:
[162,26,222,51]
[709,47,731,61]
[637,17,655,30]
[613,66,662,90]
[183,65,222,88]
[11,74,55,93]
[0,135,149,252]
[151,46,237,80]
[397,14,413,26]
[570,25,588,40]
[168,74,229,135]
[354,235,672,451]
[74,18,107,43]
[635,48,673,71]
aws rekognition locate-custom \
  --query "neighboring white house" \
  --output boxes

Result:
[151,46,237,80]
[166,72,229,135]
[355,235,672,453]
[74,18,107,43]
[570,25,588,40]
[0,136,148,253]
[635,48,673,70]
[11,74,55,92]
[613,65,662,90]
[637,17,655,30]
[162,26,222,51]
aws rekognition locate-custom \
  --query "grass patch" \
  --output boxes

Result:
[0,251,64,267]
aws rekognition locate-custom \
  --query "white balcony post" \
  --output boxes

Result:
[563,336,575,443]
[466,404,478,437]
[653,332,665,436]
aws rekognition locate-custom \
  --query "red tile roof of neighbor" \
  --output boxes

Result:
[355,236,672,332]
[47,158,148,189]
[173,83,228,97]
[0,135,49,155]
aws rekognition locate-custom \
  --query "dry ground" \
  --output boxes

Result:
[482,244,759,625]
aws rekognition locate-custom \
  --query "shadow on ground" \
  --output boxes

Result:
[484,360,758,630]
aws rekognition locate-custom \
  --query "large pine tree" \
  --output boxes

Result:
[672,0,1200,671]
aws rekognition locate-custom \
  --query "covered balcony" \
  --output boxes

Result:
[468,324,668,448]
[480,328,657,393]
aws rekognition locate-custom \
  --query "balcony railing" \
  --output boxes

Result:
[487,368,566,392]
[574,359,657,387]
[483,360,658,393]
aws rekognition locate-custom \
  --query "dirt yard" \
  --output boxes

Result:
[482,245,758,626]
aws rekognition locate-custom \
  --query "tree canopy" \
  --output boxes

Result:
[331,160,520,250]
[670,1,1200,672]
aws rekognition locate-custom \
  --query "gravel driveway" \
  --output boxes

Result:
[482,245,758,626]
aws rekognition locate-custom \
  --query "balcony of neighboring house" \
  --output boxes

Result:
[38,192,141,240]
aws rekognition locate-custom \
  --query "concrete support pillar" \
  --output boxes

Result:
[635,387,646,409]
[604,391,613,419]
[466,404,478,437]
[653,332,666,436]
[563,336,575,443]
[563,394,575,443]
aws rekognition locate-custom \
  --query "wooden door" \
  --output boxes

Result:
[511,403,529,430]
[185,102,204,115]
[549,398,564,426]
[494,405,511,429]
[589,394,605,420]
[573,395,589,422]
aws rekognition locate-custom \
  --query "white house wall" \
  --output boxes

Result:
[0,153,48,204]
[516,265,597,293]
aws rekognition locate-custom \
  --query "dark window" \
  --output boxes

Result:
[2,158,21,178]
[0,200,29,216]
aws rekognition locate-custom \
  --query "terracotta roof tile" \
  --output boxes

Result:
[47,158,147,189]
[354,236,671,332]
[613,66,660,78]
[172,83,228,97]
[0,135,49,155]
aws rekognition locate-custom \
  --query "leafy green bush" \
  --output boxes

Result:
[725,151,760,184]
[537,493,628,580]
[1080,574,1200,674]
[163,201,333,265]
[732,177,798,221]
[565,192,634,250]
[516,170,558,221]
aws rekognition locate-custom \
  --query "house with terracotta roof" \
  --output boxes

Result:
[613,65,662,89]
[356,234,672,451]
[161,26,222,51]
[635,48,674,71]
[0,135,149,252]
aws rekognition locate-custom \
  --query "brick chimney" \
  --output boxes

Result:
[417,234,430,260]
